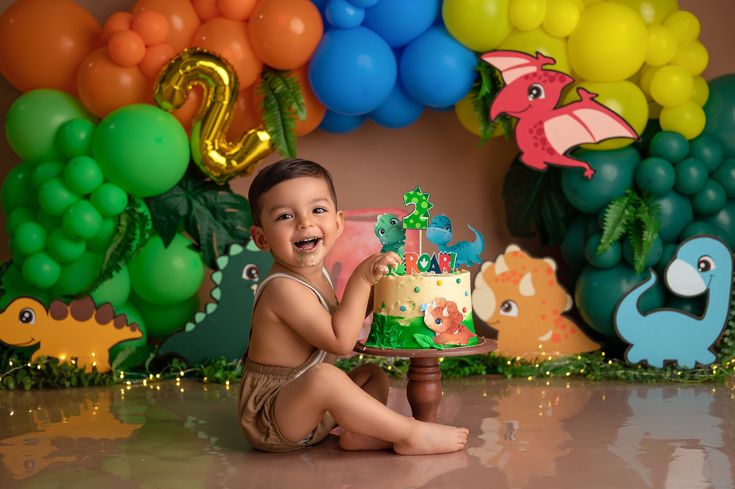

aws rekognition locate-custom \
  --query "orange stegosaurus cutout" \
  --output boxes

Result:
[0,296,143,372]
[472,245,599,360]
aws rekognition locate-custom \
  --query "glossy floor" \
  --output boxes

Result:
[1,376,733,489]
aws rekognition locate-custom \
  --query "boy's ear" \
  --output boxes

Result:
[249,225,270,251]
[335,210,345,238]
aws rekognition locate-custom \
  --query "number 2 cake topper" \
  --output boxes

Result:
[402,186,434,230]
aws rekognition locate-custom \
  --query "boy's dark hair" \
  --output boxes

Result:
[248,158,338,226]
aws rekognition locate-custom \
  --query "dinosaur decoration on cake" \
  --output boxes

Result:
[427,215,485,267]
[481,50,638,179]
[0,296,143,372]
[423,298,476,346]
[374,213,406,256]
[614,235,733,368]
[157,241,273,364]
[472,245,599,360]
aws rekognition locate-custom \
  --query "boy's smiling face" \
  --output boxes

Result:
[250,176,343,270]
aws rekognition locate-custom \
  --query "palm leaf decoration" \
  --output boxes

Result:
[258,68,306,157]
[471,58,513,143]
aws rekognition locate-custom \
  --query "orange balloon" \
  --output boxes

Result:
[291,66,326,136]
[132,0,201,52]
[191,18,263,88]
[139,43,176,79]
[227,84,264,140]
[173,85,204,133]
[104,11,134,39]
[192,0,222,21]
[108,30,147,67]
[77,48,151,118]
[248,0,323,70]
[0,0,101,93]
[218,0,257,21]
[132,10,170,46]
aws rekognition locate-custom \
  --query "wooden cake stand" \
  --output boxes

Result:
[353,337,497,423]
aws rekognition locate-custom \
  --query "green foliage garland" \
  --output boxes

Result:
[471,58,513,143]
[259,68,305,158]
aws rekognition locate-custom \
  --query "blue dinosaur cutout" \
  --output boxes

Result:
[157,241,274,364]
[426,214,485,267]
[614,235,733,369]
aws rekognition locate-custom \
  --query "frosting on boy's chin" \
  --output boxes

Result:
[292,238,326,267]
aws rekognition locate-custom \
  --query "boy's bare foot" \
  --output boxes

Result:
[339,431,392,451]
[393,420,469,455]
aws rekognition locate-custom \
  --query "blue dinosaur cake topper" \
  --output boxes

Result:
[427,214,485,268]
[614,235,733,369]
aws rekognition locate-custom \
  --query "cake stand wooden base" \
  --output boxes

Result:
[353,337,497,423]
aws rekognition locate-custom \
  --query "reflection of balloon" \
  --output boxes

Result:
[499,28,571,75]
[443,0,512,52]
[659,100,705,140]
[248,0,324,70]
[132,293,199,340]
[370,82,423,128]
[0,0,101,93]
[568,2,647,81]
[400,26,476,108]
[319,110,366,133]
[363,0,440,48]
[703,74,735,158]
[155,49,273,183]
[309,27,397,115]
[132,0,201,52]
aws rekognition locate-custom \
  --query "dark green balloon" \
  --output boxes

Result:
[36,211,63,232]
[664,294,706,317]
[711,159,735,197]
[635,156,675,195]
[674,157,708,195]
[648,130,689,163]
[52,251,103,296]
[1,161,37,213]
[689,134,724,173]
[652,190,693,243]
[655,243,678,276]
[0,265,51,309]
[703,73,735,158]
[703,200,735,248]
[57,118,96,159]
[621,235,663,269]
[561,213,594,270]
[679,221,729,243]
[691,179,726,216]
[6,207,36,234]
[31,161,64,189]
[585,233,622,269]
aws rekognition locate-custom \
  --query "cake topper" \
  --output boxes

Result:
[374,213,406,256]
[402,186,433,230]
[427,215,485,268]
[481,50,638,179]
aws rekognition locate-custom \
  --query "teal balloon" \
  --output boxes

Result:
[37,177,80,216]
[575,263,665,338]
[674,157,708,195]
[712,159,735,197]
[52,251,103,296]
[92,104,189,198]
[622,235,663,269]
[664,294,705,317]
[2,161,37,212]
[561,147,641,213]
[689,134,724,173]
[129,234,205,306]
[679,221,729,243]
[655,243,677,276]
[6,207,36,234]
[561,213,594,270]
[132,293,199,340]
[585,233,622,269]
[652,190,693,243]
[648,130,689,162]
[13,222,47,255]
[63,155,104,195]
[703,200,735,249]
[691,179,726,216]
[57,118,96,159]
[91,266,131,309]
[90,183,128,217]
[635,156,675,195]
[47,229,86,264]
[22,252,61,289]
[62,200,103,239]
[5,89,95,162]
[703,73,735,158]
[31,161,64,189]
[87,218,117,253]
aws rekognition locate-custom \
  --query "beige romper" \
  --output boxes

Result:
[237,270,338,452]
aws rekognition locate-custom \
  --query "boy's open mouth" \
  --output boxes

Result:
[293,237,322,252]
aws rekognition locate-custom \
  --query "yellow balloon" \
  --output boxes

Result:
[650,65,693,108]
[659,100,705,140]
[563,80,648,150]
[543,0,581,38]
[568,2,648,81]
[499,28,571,75]
[510,0,546,31]
[672,40,709,76]
[690,75,709,107]
[638,64,659,98]
[609,0,679,25]
[664,10,700,42]
[443,0,512,52]
[645,24,677,66]
[155,48,273,184]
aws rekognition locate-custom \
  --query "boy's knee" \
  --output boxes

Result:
[304,363,345,387]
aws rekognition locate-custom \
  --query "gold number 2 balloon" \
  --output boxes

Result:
[155,48,273,184]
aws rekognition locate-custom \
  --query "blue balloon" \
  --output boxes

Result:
[319,111,367,133]
[364,0,439,48]
[309,27,397,115]
[399,26,477,108]
[325,0,365,28]
[370,82,423,128]
[349,0,379,7]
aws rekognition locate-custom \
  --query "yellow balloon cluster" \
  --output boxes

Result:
[445,0,709,144]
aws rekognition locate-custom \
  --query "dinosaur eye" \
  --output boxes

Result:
[697,256,715,272]
[435,318,443,326]
[243,264,261,282]
[390,219,397,226]
[444,225,450,230]
[499,300,518,317]
[19,308,35,325]
[528,83,545,100]
[378,228,385,236]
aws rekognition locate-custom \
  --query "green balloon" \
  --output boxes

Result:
[37,177,80,216]
[635,156,674,195]
[674,157,708,195]
[37,211,63,232]
[57,118,96,159]
[691,179,726,216]
[47,228,86,263]
[561,147,640,213]
[64,155,104,195]
[132,293,199,340]
[52,251,103,296]
[108,301,149,372]
[13,221,47,255]
[561,213,594,270]
[93,104,189,198]
[5,89,95,162]
[655,243,678,276]
[703,200,735,249]
[689,134,724,173]
[91,183,129,217]
[1,161,37,212]
[91,265,131,309]
[87,218,117,253]
[0,265,51,309]
[129,234,205,306]
[62,200,103,239]
[622,235,663,269]
[585,233,622,269]
[712,159,735,197]
[22,252,61,289]
[6,207,36,234]
[31,161,64,189]
[652,190,693,243]
[703,73,735,158]
[648,130,689,163]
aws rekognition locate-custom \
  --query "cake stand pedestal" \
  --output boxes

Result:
[353,337,497,423]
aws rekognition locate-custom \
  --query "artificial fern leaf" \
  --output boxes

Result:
[597,191,637,254]
[259,68,305,157]
[471,58,512,143]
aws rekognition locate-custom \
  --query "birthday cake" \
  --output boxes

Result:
[364,186,483,350]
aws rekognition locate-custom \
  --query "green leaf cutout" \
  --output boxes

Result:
[258,68,305,158]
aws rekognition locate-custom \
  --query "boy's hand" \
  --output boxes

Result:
[360,252,402,285]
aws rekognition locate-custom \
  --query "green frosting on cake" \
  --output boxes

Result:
[366,313,478,349]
